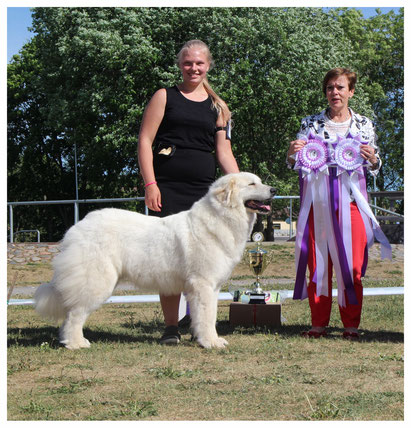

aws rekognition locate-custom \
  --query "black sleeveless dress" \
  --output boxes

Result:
[151,86,219,217]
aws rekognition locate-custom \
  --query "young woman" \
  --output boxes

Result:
[138,40,239,344]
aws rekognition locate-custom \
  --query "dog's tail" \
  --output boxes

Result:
[34,281,66,322]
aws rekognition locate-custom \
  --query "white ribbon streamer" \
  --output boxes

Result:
[340,173,354,283]
[311,173,330,297]
[350,180,392,261]
[351,173,375,249]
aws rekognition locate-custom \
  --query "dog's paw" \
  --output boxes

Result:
[61,338,91,350]
[213,337,228,348]
[198,336,228,349]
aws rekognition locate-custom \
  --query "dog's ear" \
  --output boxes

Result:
[213,178,240,208]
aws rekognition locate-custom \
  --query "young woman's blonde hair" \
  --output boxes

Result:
[177,40,231,124]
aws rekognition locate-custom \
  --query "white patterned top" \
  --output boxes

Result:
[287,108,381,175]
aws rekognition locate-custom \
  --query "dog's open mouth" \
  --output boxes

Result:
[245,200,271,214]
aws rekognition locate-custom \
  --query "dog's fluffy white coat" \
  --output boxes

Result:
[35,172,274,349]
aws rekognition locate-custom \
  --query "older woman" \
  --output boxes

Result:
[138,40,239,344]
[287,67,391,340]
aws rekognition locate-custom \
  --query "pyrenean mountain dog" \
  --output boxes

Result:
[35,172,275,349]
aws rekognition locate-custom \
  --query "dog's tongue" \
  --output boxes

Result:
[259,203,271,212]
[247,200,271,212]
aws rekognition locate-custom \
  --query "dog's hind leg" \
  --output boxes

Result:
[186,284,228,349]
[59,307,92,350]
[58,264,119,350]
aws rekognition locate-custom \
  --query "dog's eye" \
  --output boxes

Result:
[249,183,256,186]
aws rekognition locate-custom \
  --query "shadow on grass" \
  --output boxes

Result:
[7,321,403,349]
[7,326,62,348]
[216,321,404,343]
[7,324,163,349]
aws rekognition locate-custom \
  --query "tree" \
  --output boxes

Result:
[7,38,76,238]
[8,7,402,240]
[331,7,404,192]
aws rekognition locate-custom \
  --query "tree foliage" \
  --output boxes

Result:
[330,7,404,191]
[7,7,404,240]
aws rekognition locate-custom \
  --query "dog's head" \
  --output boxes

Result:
[212,172,276,214]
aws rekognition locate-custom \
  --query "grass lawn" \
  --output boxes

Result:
[7,243,404,421]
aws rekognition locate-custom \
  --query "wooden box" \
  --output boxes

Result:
[229,302,281,328]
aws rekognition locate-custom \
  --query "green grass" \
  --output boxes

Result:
[7,244,403,421]
[7,290,403,421]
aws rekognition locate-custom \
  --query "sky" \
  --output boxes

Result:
[6,5,403,63]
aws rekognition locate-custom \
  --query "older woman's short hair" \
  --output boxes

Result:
[322,68,357,95]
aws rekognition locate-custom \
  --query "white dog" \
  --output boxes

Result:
[34,172,275,349]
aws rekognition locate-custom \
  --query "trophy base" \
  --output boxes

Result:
[229,302,281,328]
[248,293,266,304]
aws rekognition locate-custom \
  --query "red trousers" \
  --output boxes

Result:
[307,202,367,328]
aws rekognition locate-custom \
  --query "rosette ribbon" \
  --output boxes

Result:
[293,133,391,307]
[334,134,392,277]
[293,134,343,302]
[296,137,329,178]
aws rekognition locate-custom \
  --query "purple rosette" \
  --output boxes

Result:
[297,139,328,173]
[334,138,364,171]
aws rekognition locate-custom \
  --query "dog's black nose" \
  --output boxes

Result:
[270,187,277,195]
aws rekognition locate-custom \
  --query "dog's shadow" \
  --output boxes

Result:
[7,322,164,349]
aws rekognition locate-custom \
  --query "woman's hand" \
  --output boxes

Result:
[287,139,306,164]
[145,184,162,212]
[360,144,378,168]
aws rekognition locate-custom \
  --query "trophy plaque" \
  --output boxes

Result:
[229,232,281,327]
[248,231,268,304]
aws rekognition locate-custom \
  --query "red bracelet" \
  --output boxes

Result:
[144,181,157,188]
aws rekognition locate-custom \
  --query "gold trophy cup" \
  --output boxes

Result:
[248,231,268,304]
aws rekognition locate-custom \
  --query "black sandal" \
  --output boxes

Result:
[159,326,181,345]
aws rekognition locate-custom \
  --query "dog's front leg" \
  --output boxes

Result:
[186,284,228,349]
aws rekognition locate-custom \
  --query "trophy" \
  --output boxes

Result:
[248,231,268,304]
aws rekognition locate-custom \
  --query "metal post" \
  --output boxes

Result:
[373,175,377,216]
[289,198,293,239]
[9,204,14,243]
[74,143,79,201]
[74,143,79,224]
[74,201,79,224]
